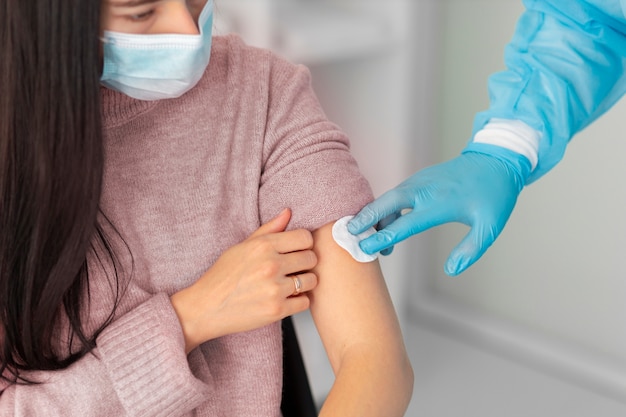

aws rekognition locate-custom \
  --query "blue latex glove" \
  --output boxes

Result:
[348,143,532,276]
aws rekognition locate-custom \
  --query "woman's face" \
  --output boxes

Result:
[101,0,208,34]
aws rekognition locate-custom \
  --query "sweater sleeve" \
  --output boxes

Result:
[0,294,209,417]
[258,54,374,230]
[472,0,626,182]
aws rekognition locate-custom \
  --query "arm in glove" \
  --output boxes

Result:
[348,144,531,276]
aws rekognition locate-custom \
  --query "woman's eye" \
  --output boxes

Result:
[128,9,155,21]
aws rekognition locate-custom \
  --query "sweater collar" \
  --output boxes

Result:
[100,86,158,128]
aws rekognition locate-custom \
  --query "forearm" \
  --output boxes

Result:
[474,0,626,181]
[319,345,413,417]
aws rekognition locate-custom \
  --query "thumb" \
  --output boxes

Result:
[248,208,292,239]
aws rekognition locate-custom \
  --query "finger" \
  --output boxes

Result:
[286,273,317,297]
[248,208,291,240]
[359,208,456,255]
[347,191,415,234]
[377,213,399,256]
[282,293,311,316]
[268,228,314,254]
[278,249,317,276]
[444,223,498,277]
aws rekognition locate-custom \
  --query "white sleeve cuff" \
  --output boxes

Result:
[472,118,540,171]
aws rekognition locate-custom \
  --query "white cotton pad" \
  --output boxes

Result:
[332,215,379,263]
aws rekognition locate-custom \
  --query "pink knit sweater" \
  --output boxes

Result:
[0,35,373,416]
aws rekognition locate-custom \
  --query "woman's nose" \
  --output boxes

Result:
[150,2,199,35]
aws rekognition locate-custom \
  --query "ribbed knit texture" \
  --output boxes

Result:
[0,34,373,416]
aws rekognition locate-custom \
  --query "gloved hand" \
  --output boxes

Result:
[347,144,532,276]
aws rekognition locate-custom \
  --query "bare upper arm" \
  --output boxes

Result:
[308,221,405,372]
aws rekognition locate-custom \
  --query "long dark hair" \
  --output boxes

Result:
[0,0,121,382]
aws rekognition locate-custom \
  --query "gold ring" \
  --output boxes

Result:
[291,275,302,296]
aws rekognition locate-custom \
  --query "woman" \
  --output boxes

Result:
[0,0,413,415]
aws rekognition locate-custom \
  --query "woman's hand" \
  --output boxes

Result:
[171,208,317,353]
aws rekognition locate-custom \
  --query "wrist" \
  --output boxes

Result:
[170,289,201,354]
[461,142,532,191]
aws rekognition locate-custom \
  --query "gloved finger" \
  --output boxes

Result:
[378,213,400,256]
[347,191,415,235]
[443,223,499,276]
[358,208,456,255]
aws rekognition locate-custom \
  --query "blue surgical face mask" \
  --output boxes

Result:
[100,0,214,101]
